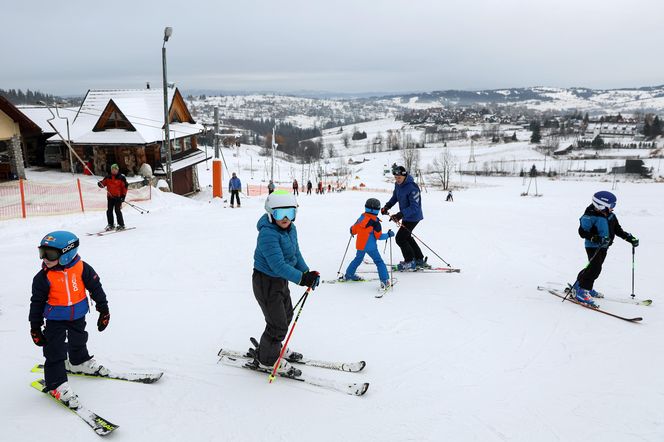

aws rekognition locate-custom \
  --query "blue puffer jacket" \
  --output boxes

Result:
[385,175,423,222]
[229,177,242,191]
[578,204,629,249]
[253,214,309,284]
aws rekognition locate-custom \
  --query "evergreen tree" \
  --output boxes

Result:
[530,121,541,143]
[591,134,604,148]
[652,116,662,137]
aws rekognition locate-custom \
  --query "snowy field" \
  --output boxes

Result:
[1,157,664,441]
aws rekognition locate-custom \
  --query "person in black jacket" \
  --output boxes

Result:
[572,191,639,306]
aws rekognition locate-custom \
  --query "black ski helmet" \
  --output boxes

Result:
[365,198,381,210]
[391,164,408,176]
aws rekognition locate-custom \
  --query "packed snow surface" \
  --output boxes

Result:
[1,160,663,441]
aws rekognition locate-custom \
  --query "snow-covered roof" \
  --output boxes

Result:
[17,106,79,134]
[153,147,212,174]
[44,88,203,145]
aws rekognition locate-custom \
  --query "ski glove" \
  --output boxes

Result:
[300,271,320,291]
[626,234,639,247]
[390,212,403,222]
[387,229,395,238]
[30,322,46,347]
[96,304,110,332]
[120,195,126,203]
[380,207,389,215]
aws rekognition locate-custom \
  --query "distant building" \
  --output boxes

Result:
[0,96,42,180]
[20,87,206,195]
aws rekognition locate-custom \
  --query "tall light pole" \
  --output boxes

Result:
[162,26,173,190]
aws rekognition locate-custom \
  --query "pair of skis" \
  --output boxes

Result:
[86,227,136,237]
[217,343,369,396]
[537,285,650,323]
[322,276,398,298]
[30,364,163,436]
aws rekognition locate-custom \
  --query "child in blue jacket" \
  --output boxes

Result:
[572,191,639,306]
[344,198,395,289]
[252,190,319,377]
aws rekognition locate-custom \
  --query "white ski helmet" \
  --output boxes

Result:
[265,189,298,221]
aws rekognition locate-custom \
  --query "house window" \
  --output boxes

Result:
[101,110,133,130]
[184,137,192,151]
[173,139,182,154]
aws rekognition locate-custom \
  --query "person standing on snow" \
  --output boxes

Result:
[252,190,320,377]
[97,163,128,231]
[381,164,427,271]
[267,180,275,195]
[446,191,454,202]
[343,198,395,289]
[571,191,639,306]
[229,172,242,208]
[306,180,313,195]
[292,179,299,196]
[29,231,111,408]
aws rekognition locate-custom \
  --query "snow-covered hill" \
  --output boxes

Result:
[2,151,664,440]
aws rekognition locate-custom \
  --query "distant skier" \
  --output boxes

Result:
[446,191,454,202]
[251,190,320,376]
[29,231,111,408]
[97,163,128,231]
[571,191,640,306]
[292,179,299,196]
[343,198,395,290]
[229,172,242,208]
[267,180,275,195]
[381,164,427,271]
[317,181,323,194]
[306,180,313,195]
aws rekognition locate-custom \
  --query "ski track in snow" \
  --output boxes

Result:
[1,149,664,441]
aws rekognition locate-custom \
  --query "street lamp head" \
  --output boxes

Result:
[164,27,173,42]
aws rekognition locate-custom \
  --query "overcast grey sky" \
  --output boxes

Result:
[3,0,663,95]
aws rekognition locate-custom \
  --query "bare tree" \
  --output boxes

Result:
[400,146,420,175]
[341,132,350,148]
[431,149,456,190]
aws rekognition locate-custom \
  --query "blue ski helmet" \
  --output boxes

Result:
[592,191,617,211]
[39,231,80,266]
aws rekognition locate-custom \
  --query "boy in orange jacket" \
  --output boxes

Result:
[343,198,394,289]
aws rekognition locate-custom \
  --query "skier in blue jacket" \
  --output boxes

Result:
[252,190,319,377]
[571,191,639,306]
[229,172,242,208]
[381,164,426,271]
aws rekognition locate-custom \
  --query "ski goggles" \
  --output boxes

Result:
[365,208,380,215]
[39,246,62,261]
[272,207,297,221]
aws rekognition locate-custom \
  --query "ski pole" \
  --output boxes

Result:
[123,200,150,214]
[562,246,604,303]
[631,246,635,299]
[389,236,394,287]
[389,215,452,267]
[336,234,353,277]
[269,287,311,383]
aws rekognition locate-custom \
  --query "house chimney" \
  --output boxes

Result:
[146,82,150,89]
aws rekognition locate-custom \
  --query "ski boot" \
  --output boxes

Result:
[49,381,80,409]
[571,281,603,299]
[380,279,393,290]
[256,358,302,377]
[66,358,111,376]
[104,224,115,231]
[573,288,598,308]
[415,257,432,270]
[342,274,364,282]
[284,347,303,363]
[115,225,125,231]
[396,261,416,272]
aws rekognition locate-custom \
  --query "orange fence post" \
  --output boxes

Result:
[212,159,223,198]
[77,178,85,213]
[19,178,27,219]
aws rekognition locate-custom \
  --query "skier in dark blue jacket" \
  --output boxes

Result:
[381,164,426,271]
[252,190,319,377]
[571,191,639,306]
[229,172,242,208]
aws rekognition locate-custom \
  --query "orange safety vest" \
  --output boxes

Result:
[351,213,382,251]
[46,260,88,307]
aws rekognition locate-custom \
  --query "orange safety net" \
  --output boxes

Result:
[0,179,151,221]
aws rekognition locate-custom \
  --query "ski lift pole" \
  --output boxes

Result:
[269,287,311,383]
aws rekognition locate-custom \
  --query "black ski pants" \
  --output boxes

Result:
[252,269,293,366]
[577,247,608,291]
[106,198,124,227]
[396,220,424,262]
[43,317,92,390]
[230,190,241,206]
